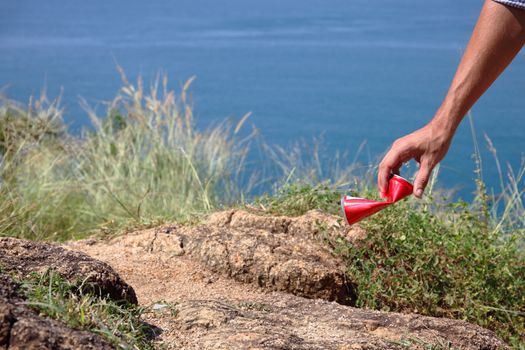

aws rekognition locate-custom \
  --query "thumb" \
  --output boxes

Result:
[414,162,432,198]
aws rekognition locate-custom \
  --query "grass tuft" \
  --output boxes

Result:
[254,182,344,216]
[20,270,154,349]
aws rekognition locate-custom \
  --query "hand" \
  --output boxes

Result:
[377,0,525,199]
[378,120,454,199]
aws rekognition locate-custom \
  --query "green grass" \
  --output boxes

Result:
[254,182,346,216]
[1,74,524,348]
[19,270,154,349]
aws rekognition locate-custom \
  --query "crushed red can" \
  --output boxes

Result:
[341,175,413,225]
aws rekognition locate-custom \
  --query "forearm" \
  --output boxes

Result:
[378,0,525,196]
[433,0,525,134]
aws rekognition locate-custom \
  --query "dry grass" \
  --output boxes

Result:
[0,72,254,240]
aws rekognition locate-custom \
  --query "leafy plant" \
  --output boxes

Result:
[340,189,524,348]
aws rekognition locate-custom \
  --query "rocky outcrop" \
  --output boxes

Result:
[66,209,510,350]
[0,237,137,305]
[172,297,508,350]
[96,209,356,304]
[207,209,367,243]
[0,272,111,350]
[178,224,354,304]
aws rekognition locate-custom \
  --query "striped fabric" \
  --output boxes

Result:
[493,0,525,9]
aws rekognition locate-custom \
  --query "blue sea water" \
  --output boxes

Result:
[1,0,524,198]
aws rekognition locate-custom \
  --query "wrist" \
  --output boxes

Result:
[431,103,463,137]
[427,110,459,145]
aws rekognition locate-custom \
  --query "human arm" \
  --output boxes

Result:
[378,0,525,198]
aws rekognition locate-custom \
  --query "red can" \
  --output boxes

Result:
[341,175,413,225]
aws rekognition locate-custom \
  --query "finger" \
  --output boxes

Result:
[378,150,403,197]
[392,165,401,175]
[413,161,432,198]
[378,161,391,198]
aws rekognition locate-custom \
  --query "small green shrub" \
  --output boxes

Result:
[343,196,524,347]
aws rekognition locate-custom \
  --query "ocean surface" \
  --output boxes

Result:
[1,0,524,198]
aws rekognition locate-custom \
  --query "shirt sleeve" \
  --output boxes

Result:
[493,0,525,10]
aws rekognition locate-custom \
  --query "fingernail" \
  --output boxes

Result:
[415,189,423,198]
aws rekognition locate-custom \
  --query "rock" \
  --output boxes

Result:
[208,209,366,242]
[101,210,356,304]
[177,225,355,304]
[172,297,508,350]
[0,237,137,305]
[0,272,111,350]
[186,210,370,303]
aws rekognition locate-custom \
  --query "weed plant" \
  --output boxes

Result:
[254,182,345,216]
